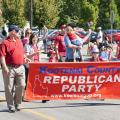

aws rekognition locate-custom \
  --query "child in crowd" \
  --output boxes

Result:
[88,42,98,55]
[66,26,83,62]
[66,26,91,62]
[116,41,120,60]
[90,45,100,61]
[99,46,110,61]
[48,49,58,62]
[22,28,32,46]
[66,26,84,46]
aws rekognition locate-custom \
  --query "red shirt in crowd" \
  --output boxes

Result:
[67,33,77,41]
[117,42,120,59]
[0,37,24,65]
[54,34,66,53]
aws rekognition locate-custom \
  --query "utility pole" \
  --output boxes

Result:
[110,9,114,43]
[30,0,33,29]
[0,9,2,15]
[110,0,115,43]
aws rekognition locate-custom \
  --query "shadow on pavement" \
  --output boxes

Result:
[21,102,120,110]
[0,90,5,92]
[0,100,6,102]
[0,109,8,112]
[66,102,120,106]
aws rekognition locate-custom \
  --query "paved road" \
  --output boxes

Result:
[1,74,120,120]
[0,45,120,120]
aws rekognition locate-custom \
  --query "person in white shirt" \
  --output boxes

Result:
[96,27,103,49]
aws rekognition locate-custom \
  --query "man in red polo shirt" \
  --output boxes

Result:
[54,24,66,62]
[0,25,26,113]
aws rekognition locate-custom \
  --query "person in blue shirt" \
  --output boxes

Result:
[99,46,109,61]
[64,35,82,62]
[64,23,91,62]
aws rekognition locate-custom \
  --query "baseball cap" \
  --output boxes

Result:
[8,25,19,33]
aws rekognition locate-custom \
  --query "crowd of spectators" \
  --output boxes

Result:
[0,23,119,112]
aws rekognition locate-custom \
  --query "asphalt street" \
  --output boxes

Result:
[0,44,120,120]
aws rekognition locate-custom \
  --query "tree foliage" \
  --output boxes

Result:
[0,0,4,26]
[97,0,120,29]
[59,0,100,29]
[0,0,120,29]
[33,0,60,29]
[1,0,26,27]
[24,0,31,21]
[115,0,120,16]
[80,0,100,29]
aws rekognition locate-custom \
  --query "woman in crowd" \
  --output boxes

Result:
[89,45,100,61]
[23,33,41,101]
[99,46,111,61]
[22,28,32,46]
[116,41,120,60]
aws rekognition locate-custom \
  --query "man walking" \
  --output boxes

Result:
[0,25,26,113]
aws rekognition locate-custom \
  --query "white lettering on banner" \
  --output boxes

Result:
[61,76,68,83]
[44,76,51,83]
[77,85,85,92]
[95,84,102,91]
[42,74,120,93]
[98,76,105,83]
[53,76,60,84]
[43,74,120,84]
[105,75,113,82]
[62,84,102,93]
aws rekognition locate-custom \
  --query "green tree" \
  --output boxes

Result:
[33,0,60,29]
[80,0,100,29]
[97,0,120,29]
[110,0,120,28]
[2,0,26,28]
[59,0,99,30]
[115,0,120,16]
[60,0,82,25]
[24,0,31,21]
[0,0,4,27]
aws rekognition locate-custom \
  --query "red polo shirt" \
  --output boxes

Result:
[0,37,24,65]
[54,34,66,53]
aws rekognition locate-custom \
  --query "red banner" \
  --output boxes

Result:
[25,62,120,100]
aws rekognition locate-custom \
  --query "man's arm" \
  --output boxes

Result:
[64,36,81,49]
[24,55,31,63]
[0,56,9,75]
[82,29,92,43]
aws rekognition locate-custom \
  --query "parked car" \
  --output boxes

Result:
[32,27,39,34]
[77,31,98,43]
[104,29,120,43]
[46,29,59,45]
[104,29,120,34]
